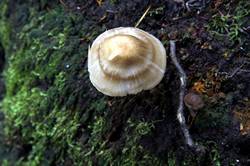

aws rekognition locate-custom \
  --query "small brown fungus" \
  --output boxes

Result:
[184,92,204,111]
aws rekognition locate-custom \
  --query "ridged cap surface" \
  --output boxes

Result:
[88,27,166,96]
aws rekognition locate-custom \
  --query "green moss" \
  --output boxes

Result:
[208,0,250,43]
[82,117,162,165]
[0,0,10,51]
[195,102,230,130]
[118,119,161,166]
[0,2,107,164]
[110,0,119,4]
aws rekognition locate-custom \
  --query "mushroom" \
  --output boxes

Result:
[88,27,166,96]
[184,92,204,111]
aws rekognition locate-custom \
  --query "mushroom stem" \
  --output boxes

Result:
[169,40,194,147]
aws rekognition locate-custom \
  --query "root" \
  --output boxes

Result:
[169,40,196,148]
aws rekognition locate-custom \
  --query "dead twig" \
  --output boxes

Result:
[228,64,244,78]
[135,5,151,28]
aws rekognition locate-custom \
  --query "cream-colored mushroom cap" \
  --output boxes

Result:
[88,27,166,96]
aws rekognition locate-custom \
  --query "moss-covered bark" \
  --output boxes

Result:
[0,0,249,165]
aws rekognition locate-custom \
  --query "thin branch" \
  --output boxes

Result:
[169,40,194,147]
[227,64,244,78]
[135,5,151,28]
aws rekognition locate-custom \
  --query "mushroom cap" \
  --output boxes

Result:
[88,27,166,96]
[184,92,204,110]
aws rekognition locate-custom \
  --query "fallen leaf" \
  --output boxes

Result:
[192,81,206,93]
[96,0,104,6]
